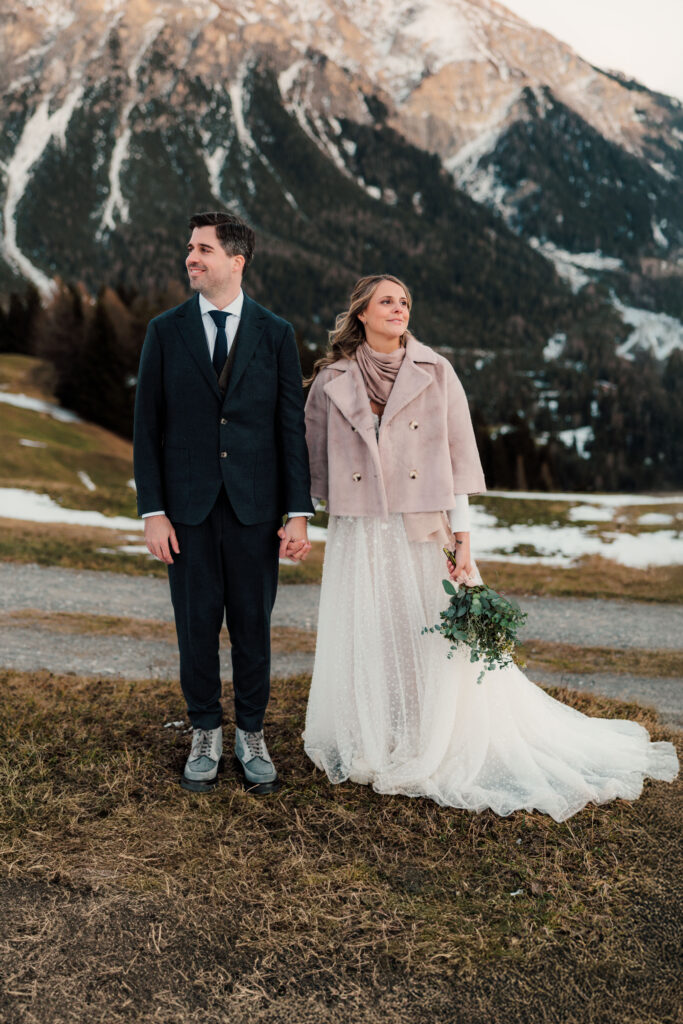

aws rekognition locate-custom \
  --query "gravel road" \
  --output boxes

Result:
[1,563,680,728]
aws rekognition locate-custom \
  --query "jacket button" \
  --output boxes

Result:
[220,451,228,459]
[409,469,418,479]
[409,419,418,429]
[352,472,362,482]
[220,417,227,425]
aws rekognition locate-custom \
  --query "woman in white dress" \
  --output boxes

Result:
[303,275,678,821]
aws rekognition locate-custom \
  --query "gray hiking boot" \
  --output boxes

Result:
[181,726,222,791]
[234,727,277,786]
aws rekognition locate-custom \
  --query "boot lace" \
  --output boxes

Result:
[244,730,266,758]
[192,730,215,759]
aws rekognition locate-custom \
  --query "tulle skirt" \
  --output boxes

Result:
[303,514,679,821]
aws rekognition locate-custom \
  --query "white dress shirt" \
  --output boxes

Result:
[198,290,244,359]
[142,289,311,521]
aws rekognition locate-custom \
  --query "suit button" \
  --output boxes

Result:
[352,472,362,482]
[409,469,418,479]
[220,451,228,459]
[220,418,228,425]
[409,419,419,429]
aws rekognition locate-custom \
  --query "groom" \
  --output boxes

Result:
[134,211,313,793]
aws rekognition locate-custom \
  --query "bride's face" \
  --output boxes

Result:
[360,280,410,343]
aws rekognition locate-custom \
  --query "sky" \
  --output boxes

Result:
[501,0,683,101]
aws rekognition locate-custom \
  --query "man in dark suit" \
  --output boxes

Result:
[134,211,313,793]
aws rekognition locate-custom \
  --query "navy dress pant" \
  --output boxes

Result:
[167,488,280,731]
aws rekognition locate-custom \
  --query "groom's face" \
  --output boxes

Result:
[186,226,244,298]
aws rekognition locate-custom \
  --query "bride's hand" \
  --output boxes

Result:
[447,532,475,586]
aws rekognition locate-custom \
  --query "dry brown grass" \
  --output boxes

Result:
[3,519,682,602]
[480,554,683,603]
[0,518,166,576]
[0,520,326,585]
[0,669,680,1024]
[519,640,683,678]
[0,610,317,653]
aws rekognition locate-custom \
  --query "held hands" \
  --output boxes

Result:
[144,514,180,564]
[446,532,476,586]
[278,516,312,562]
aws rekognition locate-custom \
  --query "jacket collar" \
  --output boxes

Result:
[324,334,436,430]
[173,293,219,397]
[224,293,266,401]
[173,292,265,402]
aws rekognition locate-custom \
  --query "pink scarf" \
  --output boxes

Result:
[354,341,405,407]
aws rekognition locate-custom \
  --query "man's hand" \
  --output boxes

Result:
[144,514,180,564]
[277,516,312,562]
[446,532,475,586]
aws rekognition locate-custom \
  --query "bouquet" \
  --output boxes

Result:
[423,548,527,683]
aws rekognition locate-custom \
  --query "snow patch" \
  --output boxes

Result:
[530,239,623,294]
[228,61,299,209]
[543,333,566,361]
[0,488,142,531]
[558,426,594,460]
[204,145,229,201]
[98,18,165,235]
[18,438,47,448]
[78,471,96,492]
[651,217,669,249]
[613,297,683,361]
[278,59,306,96]
[638,512,675,526]
[2,86,84,297]
[0,391,81,422]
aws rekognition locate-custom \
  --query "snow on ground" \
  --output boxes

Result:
[0,391,81,422]
[568,505,615,522]
[484,491,683,506]
[2,84,84,297]
[613,296,683,361]
[529,239,623,294]
[639,512,675,526]
[468,505,683,569]
[557,426,593,460]
[543,332,566,361]
[19,438,47,448]
[1,486,680,569]
[77,471,96,492]
[0,488,142,531]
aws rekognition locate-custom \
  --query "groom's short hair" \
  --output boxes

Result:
[188,211,255,270]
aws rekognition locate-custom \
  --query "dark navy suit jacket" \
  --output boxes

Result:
[133,292,313,525]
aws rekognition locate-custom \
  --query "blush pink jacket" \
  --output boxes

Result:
[305,335,485,517]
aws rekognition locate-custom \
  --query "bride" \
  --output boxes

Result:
[302,274,678,822]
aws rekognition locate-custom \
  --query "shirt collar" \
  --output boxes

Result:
[199,289,244,319]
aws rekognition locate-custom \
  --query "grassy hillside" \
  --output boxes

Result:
[0,354,137,518]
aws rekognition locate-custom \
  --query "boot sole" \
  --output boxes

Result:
[180,755,222,793]
[233,756,282,795]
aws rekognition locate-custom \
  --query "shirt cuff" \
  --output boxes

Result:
[287,512,314,519]
[447,494,470,533]
[142,511,165,518]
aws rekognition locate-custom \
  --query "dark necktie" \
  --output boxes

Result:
[208,309,230,376]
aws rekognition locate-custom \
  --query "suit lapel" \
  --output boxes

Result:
[225,294,266,402]
[174,294,222,399]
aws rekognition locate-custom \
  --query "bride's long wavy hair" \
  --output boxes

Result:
[306,274,413,385]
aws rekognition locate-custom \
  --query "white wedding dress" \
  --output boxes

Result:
[303,511,679,821]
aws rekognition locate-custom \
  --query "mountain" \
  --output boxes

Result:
[1,0,682,490]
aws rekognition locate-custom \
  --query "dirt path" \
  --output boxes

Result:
[1,563,681,726]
